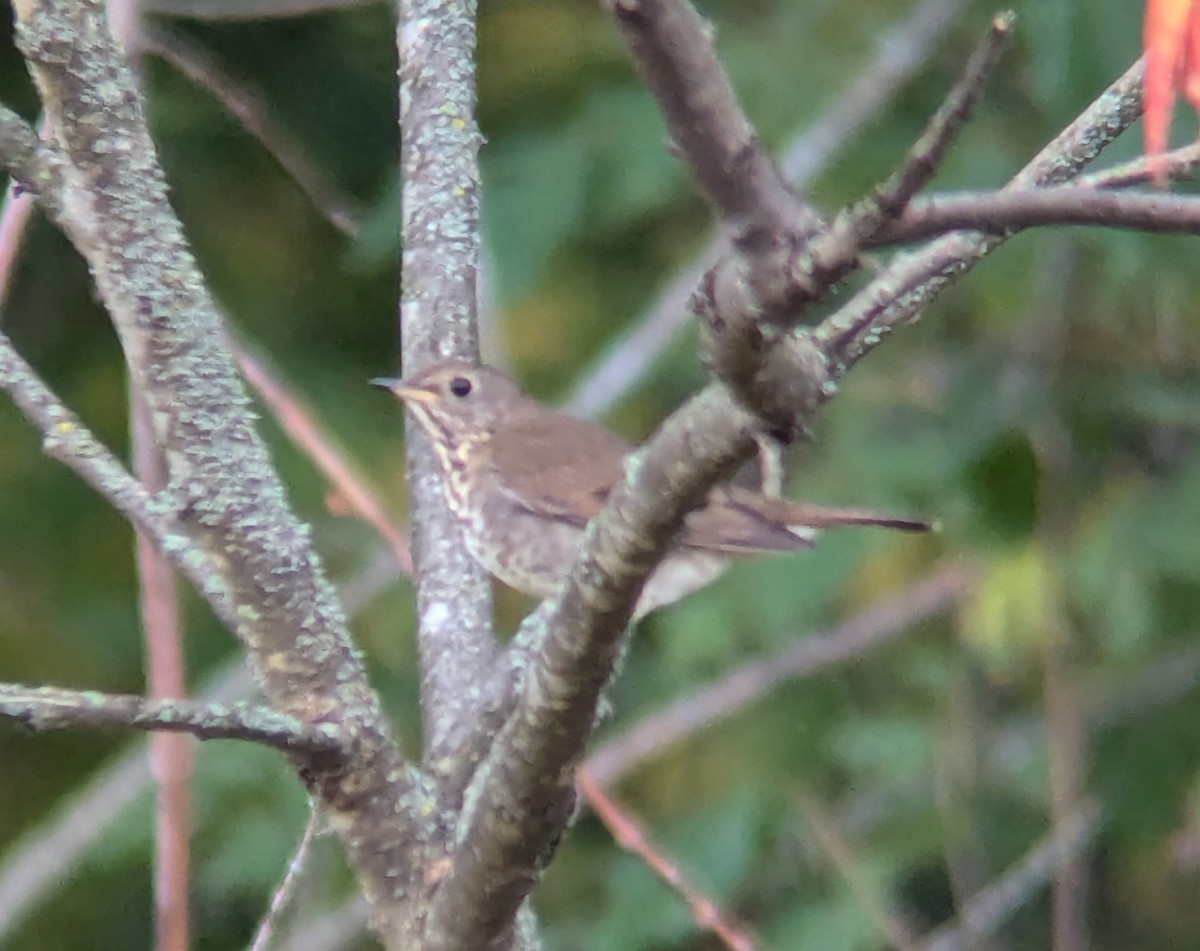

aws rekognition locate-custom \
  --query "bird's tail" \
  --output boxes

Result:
[774,500,934,533]
[695,487,934,554]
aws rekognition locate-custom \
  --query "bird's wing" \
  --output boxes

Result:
[681,486,816,554]
[489,414,631,526]
[682,486,930,553]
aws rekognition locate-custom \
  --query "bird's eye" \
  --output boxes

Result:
[449,376,472,398]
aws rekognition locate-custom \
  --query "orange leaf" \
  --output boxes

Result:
[1144,0,1200,182]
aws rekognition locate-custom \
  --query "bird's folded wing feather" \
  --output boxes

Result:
[491,417,929,549]
[489,415,630,525]
[681,486,929,553]
[680,487,816,553]
[491,418,815,551]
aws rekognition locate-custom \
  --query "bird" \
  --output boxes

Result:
[373,359,930,619]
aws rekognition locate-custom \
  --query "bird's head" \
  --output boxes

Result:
[371,359,524,452]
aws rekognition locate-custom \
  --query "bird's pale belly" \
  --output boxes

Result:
[462,490,582,600]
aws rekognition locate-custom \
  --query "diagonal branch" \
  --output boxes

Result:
[578,771,758,951]
[231,334,414,577]
[918,803,1102,951]
[0,331,240,627]
[426,385,763,949]
[137,22,364,237]
[565,0,967,420]
[585,563,974,787]
[607,0,816,237]
[1080,140,1200,188]
[817,59,1147,373]
[869,12,1014,221]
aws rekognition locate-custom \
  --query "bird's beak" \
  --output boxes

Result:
[369,377,436,404]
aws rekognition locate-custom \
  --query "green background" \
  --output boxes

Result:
[3,0,1200,948]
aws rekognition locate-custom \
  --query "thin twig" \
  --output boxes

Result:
[918,804,1102,951]
[749,12,1016,326]
[565,0,965,420]
[132,389,192,951]
[817,59,1147,373]
[1080,141,1200,188]
[277,896,370,951]
[793,789,921,951]
[578,770,758,951]
[249,803,323,951]
[872,12,1015,219]
[231,335,414,576]
[877,187,1200,244]
[565,0,965,419]
[138,22,364,236]
[693,15,1014,429]
[585,563,974,786]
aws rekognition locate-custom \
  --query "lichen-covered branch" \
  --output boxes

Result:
[818,59,1147,373]
[397,0,497,766]
[0,684,341,755]
[0,331,239,626]
[1,0,429,936]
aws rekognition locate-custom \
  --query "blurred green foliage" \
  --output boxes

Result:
[2,0,1200,948]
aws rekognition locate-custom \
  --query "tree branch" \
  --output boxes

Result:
[918,803,1102,951]
[422,9,1007,944]
[577,771,758,951]
[136,22,364,236]
[0,684,341,755]
[1,0,427,936]
[871,12,1014,221]
[0,553,401,945]
[585,563,975,787]
[426,385,762,948]
[696,14,1012,433]
[607,0,816,237]
[424,26,1148,950]
[879,186,1200,243]
[818,58,1147,372]
[0,331,239,626]
[565,0,966,419]
[397,0,498,766]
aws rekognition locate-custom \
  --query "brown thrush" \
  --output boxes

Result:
[373,360,929,618]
